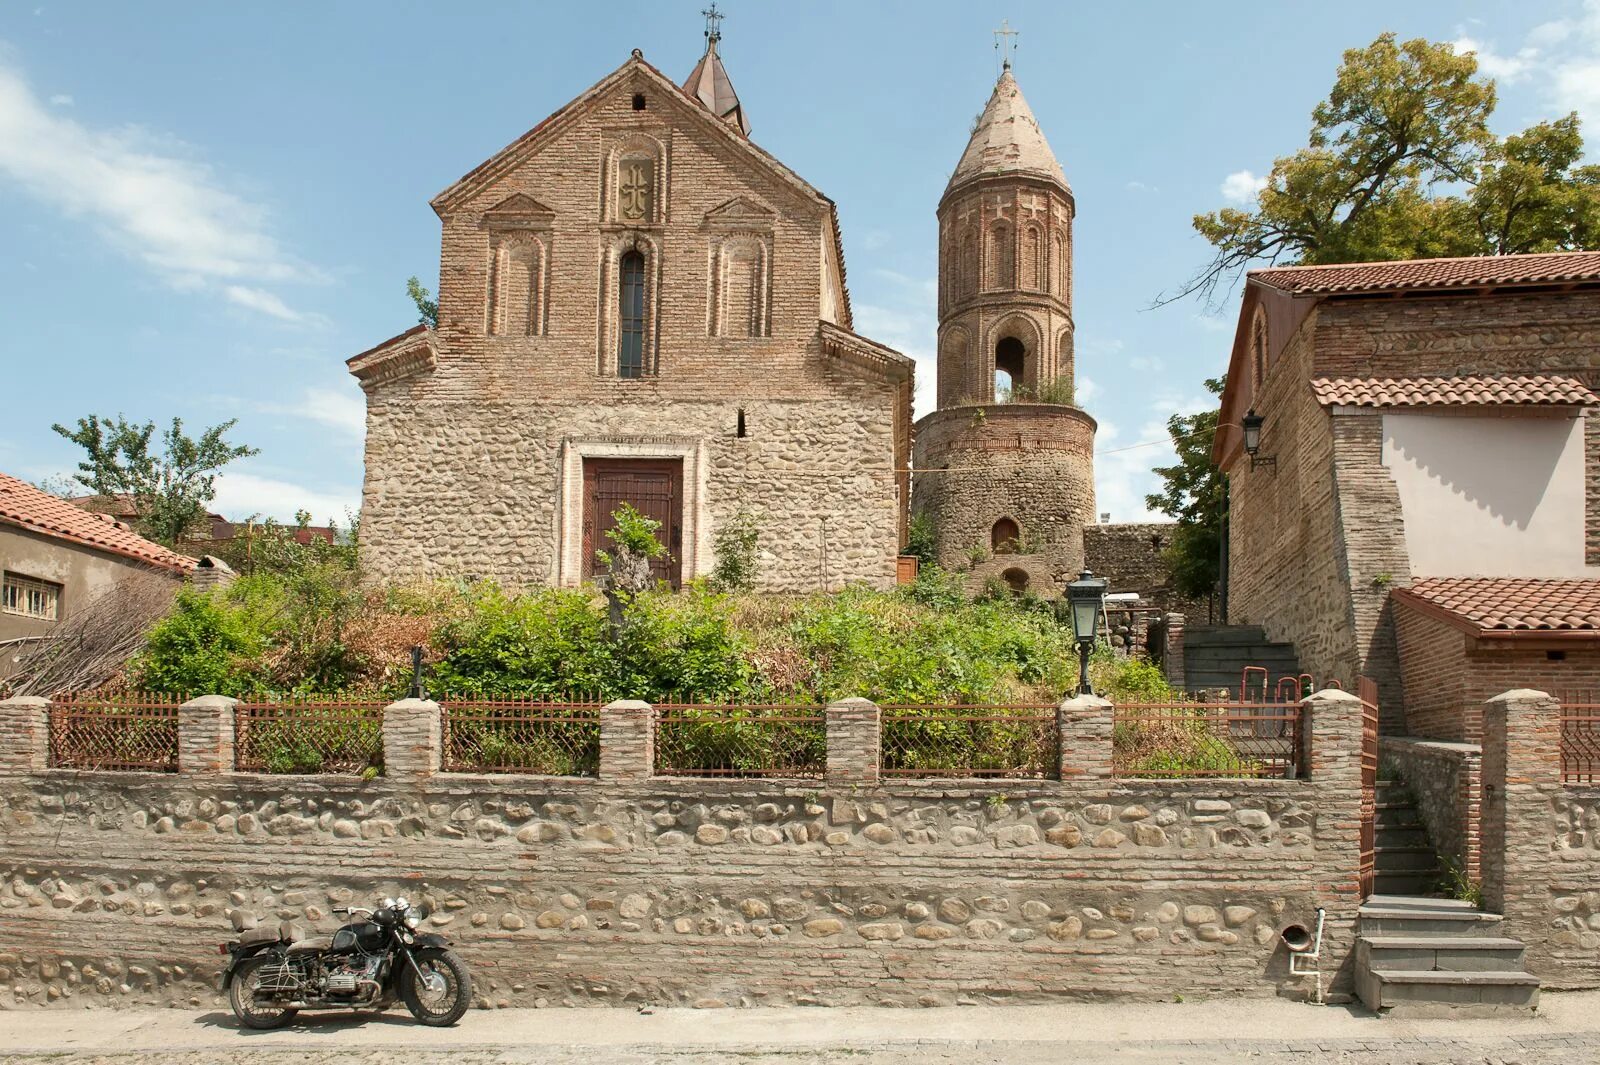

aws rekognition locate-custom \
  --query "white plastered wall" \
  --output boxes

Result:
[1382,410,1599,578]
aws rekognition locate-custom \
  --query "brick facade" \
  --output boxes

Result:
[353,54,911,592]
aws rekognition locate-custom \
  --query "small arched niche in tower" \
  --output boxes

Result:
[1000,567,1030,595]
[994,336,1026,400]
[991,517,1020,554]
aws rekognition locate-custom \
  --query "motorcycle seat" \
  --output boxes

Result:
[237,925,281,946]
[286,935,331,954]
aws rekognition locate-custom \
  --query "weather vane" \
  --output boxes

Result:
[994,18,1019,72]
[703,2,724,44]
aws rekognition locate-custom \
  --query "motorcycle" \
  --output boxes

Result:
[219,895,472,1029]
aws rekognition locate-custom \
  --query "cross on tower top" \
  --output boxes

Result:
[994,18,1019,71]
[703,3,725,45]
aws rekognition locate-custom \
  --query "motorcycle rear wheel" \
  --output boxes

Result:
[400,948,471,1027]
[228,955,299,1030]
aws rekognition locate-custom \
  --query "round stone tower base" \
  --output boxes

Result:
[912,403,1097,599]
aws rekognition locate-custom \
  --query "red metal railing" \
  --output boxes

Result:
[654,704,826,778]
[1558,694,1600,785]
[48,694,181,772]
[1113,700,1303,779]
[441,698,601,776]
[234,697,385,774]
[880,704,1059,779]
[1358,676,1380,899]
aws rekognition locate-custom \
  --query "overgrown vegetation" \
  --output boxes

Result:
[1145,376,1225,603]
[1438,856,1484,907]
[406,276,439,327]
[710,510,761,593]
[996,378,1076,405]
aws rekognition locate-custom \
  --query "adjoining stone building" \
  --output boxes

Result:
[912,65,1097,598]
[351,30,913,592]
[1214,252,1600,732]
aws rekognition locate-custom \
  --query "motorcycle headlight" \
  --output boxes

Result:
[405,913,422,930]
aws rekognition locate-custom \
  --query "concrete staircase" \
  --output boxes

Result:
[1355,896,1539,1016]
[1182,625,1298,693]
[1373,779,1443,897]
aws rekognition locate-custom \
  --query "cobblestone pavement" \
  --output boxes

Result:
[4,995,1600,1065]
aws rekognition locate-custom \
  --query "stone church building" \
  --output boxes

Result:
[350,30,914,591]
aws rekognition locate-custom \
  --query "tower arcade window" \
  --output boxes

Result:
[618,250,646,378]
[991,517,1020,553]
[995,335,1026,398]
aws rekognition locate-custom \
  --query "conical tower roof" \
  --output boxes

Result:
[683,35,750,137]
[945,68,1066,197]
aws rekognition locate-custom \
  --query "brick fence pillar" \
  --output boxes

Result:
[1162,612,1186,692]
[599,700,654,782]
[1481,689,1561,922]
[178,695,237,774]
[1058,694,1113,779]
[826,698,880,785]
[0,696,50,772]
[383,698,442,779]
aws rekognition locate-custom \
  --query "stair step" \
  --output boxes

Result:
[1375,828,1431,847]
[1373,875,1443,897]
[1358,936,1527,972]
[1365,895,1476,910]
[1359,906,1504,936]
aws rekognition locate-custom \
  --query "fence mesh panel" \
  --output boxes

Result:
[880,705,1058,779]
[49,694,180,772]
[441,699,601,775]
[654,705,826,778]
[1112,701,1302,778]
[234,697,385,774]
[1559,693,1600,784]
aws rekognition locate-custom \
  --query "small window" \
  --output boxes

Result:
[992,517,1021,553]
[618,250,646,378]
[632,93,647,111]
[1548,650,1567,662]
[2,572,61,621]
[736,407,747,438]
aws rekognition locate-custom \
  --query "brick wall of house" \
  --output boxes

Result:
[1394,607,1471,741]
[357,58,905,591]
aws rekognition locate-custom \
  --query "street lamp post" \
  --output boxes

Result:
[1065,569,1107,696]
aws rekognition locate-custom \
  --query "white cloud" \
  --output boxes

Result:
[1126,180,1158,193]
[224,285,323,325]
[258,386,365,438]
[1092,390,1217,524]
[1076,376,1099,404]
[47,92,71,106]
[1219,169,1266,205]
[0,58,319,319]
[1191,312,1233,334]
[1452,35,1538,83]
[209,470,358,525]
[854,270,939,417]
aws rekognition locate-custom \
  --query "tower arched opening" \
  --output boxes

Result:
[995,336,1026,399]
[1000,567,1030,595]
[991,517,1020,553]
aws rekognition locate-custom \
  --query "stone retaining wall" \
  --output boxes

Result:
[0,692,1366,1010]
[1383,736,1482,881]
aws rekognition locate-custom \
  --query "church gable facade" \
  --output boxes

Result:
[350,45,913,592]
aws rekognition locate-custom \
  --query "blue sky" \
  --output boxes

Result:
[1,1,1595,525]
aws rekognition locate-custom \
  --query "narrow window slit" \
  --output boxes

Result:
[736,408,747,438]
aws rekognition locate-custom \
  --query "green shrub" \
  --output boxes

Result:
[133,587,271,695]
[710,510,761,593]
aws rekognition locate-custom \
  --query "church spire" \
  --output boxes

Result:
[682,3,750,137]
[944,66,1067,198]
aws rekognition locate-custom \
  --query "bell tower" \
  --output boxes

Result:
[913,57,1097,597]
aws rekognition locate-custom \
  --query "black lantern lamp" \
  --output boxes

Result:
[1065,569,1108,695]
[1242,409,1275,470]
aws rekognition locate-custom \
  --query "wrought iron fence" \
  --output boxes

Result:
[654,704,827,778]
[1558,694,1600,785]
[234,697,385,774]
[441,699,601,775]
[48,694,181,772]
[1113,701,1303,779]
[880,705,1059,779]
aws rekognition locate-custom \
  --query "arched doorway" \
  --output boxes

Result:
[991,517,1020,553]
[1000,567,1030,595]
[995,336,1026,399]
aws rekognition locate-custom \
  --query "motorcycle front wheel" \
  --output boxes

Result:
[400,947,472,1026]
[228,955,299,1030]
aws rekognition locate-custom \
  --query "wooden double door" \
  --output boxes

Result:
[581,458,684,589]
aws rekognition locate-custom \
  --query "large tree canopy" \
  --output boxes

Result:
[1146,377,1226,603]
[1179,34,1600,303]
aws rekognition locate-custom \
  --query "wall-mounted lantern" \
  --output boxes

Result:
[1242,409,1276,471]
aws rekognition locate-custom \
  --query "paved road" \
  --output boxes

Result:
[4,993,1600,1064]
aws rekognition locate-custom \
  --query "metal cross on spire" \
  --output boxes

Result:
[703,2,725,44]
[994,18,1019,72]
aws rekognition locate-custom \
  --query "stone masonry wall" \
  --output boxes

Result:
[0,692,1368,1010]
[1083,522,1209,619]
[1383,736,1482,881]
[1481,690,1600,990]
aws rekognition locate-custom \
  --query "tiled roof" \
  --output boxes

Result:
[1311,374,1599,409]
[1250,251,1600,295]
[946,69,1067,196]
[1394,577,1600,635]
[0,473,196,574]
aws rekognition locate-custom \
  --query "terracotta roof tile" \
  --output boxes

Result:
[0,473,196,574]
[1250,251,1600,295]
[1394,577,1600,634]
[1311,374,1599,409]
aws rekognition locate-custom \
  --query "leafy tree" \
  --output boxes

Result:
[50,415,258,545]
[406,276,439,327]
[903,513,938,569]
[710,509,761,593]
[1146,377,1226,601]
[1179,34,1600,303]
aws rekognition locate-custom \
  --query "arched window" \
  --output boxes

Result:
[1052,232,1064,297]
[995,335,1026,399]
[488,235,542,337]
[1022,226,1042,290]
[618,250,646,378]
[961,229,977,297]
[1001,567,1030,595]
[992,517,1021,553]
[1250,307,1269,389]
[989,223,1014,289]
